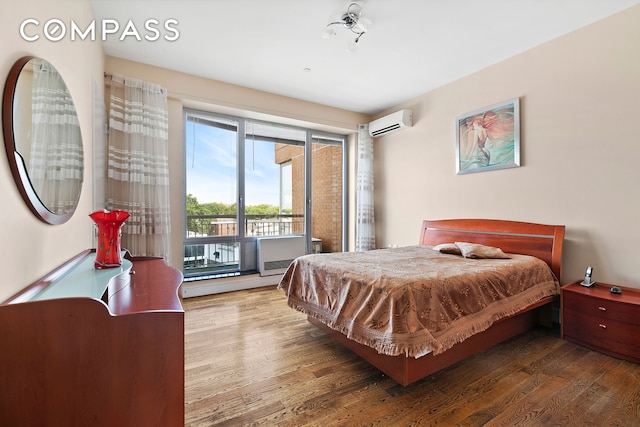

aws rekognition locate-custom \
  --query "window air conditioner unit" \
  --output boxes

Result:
[257,236,306,276]
[368,109,413,137]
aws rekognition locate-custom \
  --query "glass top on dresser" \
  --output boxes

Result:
[32,252,132,301]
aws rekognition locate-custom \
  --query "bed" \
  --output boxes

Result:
[278,219,565,386]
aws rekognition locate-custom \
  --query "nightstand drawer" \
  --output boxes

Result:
[563,308,640,358]
[563,290,640,326]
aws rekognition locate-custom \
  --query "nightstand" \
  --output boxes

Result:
[561,281,640,363]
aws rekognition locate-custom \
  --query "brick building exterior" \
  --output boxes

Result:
[274,142,343,253]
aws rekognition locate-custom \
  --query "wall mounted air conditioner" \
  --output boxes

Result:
[257,236,306,276]
[368,109,413,137]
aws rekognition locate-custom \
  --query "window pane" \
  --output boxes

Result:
[245,122,304,237]
[185,114,238,239]
[184,113,240,276]
[183,243,239,277]
[280,162,292,211]
[311,135,344,253]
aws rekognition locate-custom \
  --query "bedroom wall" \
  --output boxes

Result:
[372,6,640,288]
[103,56,369,272]
[0,0,104,302]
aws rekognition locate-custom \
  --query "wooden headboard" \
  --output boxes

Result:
[419,219,565,282]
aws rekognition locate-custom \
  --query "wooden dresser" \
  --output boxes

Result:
[561,281,640,363]
[0,250,184,426]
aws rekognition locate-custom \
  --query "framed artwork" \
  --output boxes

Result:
[455,98,520,175]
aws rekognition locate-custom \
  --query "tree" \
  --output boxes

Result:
[245,204,279,216]
[186,195,282,235]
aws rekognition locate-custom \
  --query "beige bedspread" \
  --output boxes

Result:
[277,245,559,357]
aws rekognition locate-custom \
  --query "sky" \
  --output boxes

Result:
[185,120,282,207]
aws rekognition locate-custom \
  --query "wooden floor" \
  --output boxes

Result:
[183,286,640,426]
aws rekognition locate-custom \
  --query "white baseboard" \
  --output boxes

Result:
[181,273,282,298]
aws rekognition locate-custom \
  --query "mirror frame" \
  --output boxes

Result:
[2,56,80,225]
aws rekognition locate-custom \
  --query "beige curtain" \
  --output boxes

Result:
[106,74,171,261]
[29,60,83,214]
[356,123,375,251]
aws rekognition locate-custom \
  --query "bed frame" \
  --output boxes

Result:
[308,218,565,386]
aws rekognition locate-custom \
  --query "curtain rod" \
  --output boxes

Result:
[104,72,166,95]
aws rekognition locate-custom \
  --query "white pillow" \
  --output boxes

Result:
[433,243,462,255]
[455,242,511,259]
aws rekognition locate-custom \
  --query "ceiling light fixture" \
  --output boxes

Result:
[321,2,370,50]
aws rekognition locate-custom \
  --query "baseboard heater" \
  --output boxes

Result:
[257,236,306,276]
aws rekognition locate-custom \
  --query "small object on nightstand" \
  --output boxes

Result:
[610,286,622,294]
[580,266,595,287]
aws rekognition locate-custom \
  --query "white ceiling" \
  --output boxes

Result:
[90,0,640,115]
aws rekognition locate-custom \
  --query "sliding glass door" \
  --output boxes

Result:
[183,109,346,280]
[311,133,345,254]
[184,113,241,276]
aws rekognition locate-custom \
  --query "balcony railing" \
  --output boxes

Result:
[183,214,305,278]
[185,214,305,238]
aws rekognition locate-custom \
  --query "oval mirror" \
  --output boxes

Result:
[2,56,84,225]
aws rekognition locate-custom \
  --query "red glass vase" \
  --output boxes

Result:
[89,210,130,269]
